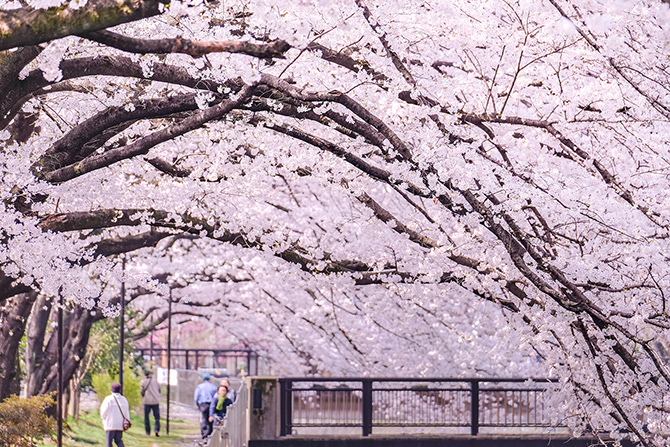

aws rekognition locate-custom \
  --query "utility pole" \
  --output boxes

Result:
[57,288,63,447]
[119,256,126,391]
[150,315,154,364]
[166,285,172,435]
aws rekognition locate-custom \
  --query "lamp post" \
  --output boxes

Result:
[57,288,63,447]
[119,256,126,391]
[166,285,172,435]
[150,315,154,364]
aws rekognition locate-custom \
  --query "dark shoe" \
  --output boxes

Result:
[155,432,159,436]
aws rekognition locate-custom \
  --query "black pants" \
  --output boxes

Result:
[198,402,212,438]
[144,404,160,434]
[106,430,125,447]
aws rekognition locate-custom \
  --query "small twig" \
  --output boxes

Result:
[485,45,505,115]
[500,35,527,116]
[41,102,73,131]
[648,266,666,314]
[278,14,353,79]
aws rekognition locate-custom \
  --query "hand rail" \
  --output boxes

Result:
[279,377,561,437]
[208,381,249,447]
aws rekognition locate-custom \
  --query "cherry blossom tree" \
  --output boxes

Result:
[1,0,670,444]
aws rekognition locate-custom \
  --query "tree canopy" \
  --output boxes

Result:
[1,0,670,444]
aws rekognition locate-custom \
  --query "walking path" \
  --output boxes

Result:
[80,391,204,447]
[168,401,203,446]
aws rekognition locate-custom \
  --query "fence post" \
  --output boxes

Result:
[362,379,373,437]
[280,380,293,436]
[471,380,479,436]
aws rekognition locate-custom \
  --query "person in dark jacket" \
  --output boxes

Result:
[208,385,233,427]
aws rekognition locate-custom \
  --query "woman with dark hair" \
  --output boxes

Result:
[208,385,233,427]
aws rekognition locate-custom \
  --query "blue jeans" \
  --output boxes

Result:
[144,404,160,434]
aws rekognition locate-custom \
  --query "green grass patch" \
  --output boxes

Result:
[38,409,199,447]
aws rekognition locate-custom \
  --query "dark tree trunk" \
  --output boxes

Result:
[0,291,38,400]
[25,299,102,399]
[38,305,98,396]
[25,293,53,396]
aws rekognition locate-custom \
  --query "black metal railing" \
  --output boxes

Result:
[136,348,259,375]
[279,377,562,437]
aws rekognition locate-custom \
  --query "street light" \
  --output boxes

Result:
[119,256,126,392]
[166,285,172,435]
[57,287,63,447]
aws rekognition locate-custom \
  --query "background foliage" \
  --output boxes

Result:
[91,365,142,411]
[0,394,55,447]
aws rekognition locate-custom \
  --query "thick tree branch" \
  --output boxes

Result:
[90,230,173,258]
[0,46,42,104]
[245,91,388,150]
[1,55,235,127]
[0,0,167,51]
[80,30,291,59]
[464,113,664,228]
[36,207,485,288]
[41,84,256,183]
[145,157,191,178]
[34,92,205,174]
[258,73,413,160]
[0,269,33,303]
[574,320,652,446]
[357,192,438,250]
[357,191,531,307]
[258,119,426,197]
[307,41,388,83]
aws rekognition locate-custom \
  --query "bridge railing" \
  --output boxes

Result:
[208,381,249,447]
[279,378,564,437]
[136,348,260,375]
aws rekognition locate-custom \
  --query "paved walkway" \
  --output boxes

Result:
[166,400,201,422]
[168,401,203,446]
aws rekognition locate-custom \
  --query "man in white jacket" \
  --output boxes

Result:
[100,382,130,447]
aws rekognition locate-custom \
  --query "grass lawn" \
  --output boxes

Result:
[38,409,200,447]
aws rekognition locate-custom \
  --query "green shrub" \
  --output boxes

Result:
[0,394,55,447]
[91,365,142,410]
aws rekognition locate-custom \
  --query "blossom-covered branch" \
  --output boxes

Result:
[81,30,291,59]
[0,0,168,51]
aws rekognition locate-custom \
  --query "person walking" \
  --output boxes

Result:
[194,372,218,438]
[100,382,130,447]
[140,370,161,436]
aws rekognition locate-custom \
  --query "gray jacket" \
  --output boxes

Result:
[140,375,161,406]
